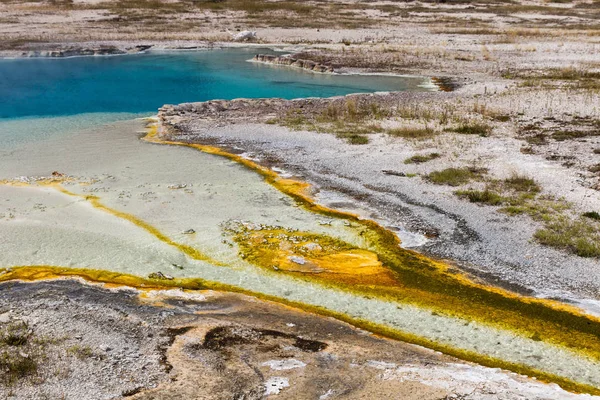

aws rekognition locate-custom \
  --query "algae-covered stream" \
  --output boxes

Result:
[0,117,600,395]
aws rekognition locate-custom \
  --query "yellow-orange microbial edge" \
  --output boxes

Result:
[49,184,225,266]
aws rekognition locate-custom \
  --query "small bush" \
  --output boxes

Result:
[520,146,535,154]
[0,321,29,347]
[500,205,526,215]
[583,211,600,221]
[281,109,308,129]
[502,174,541,194]
[345,134,369,145]
[534,217,600,258]
[387,126,436,140]
[404,153,441,164]
[455,189,505,205]
[447,122,492,137]
[500,196,570,221]
[0,351,38,384]
[525,134,547,145]
[427,167,485,187]
[0,321,39,384]
[67,345,94,360]
[552,130,592,141]
[317,99,389,124]
[492,114,511,122]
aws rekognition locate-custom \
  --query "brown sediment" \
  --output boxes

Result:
[202,325,328,352]
[431,77,457,92]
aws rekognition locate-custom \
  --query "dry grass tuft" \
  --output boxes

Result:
[427,167,486,187]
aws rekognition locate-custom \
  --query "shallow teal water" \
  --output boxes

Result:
[0,48,431,119]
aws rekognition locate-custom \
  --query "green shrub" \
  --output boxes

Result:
[525,134,547,145]
[534,217,600,258]
[455,189,505,205]
[447,122,492,137]
[67,345,94,360]
[346,134,369,145]
[502,174,541,194]
[583,211,600,221]
[0,351,37,383]
[404,153,441,164]
[0,321,39,384]
[0,321,29,347]
[427,167,485,186]
[387,126,436,140]
[492,114,511,122]
[552,130,592,141]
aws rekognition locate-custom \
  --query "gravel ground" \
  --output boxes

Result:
[0,280,170,399]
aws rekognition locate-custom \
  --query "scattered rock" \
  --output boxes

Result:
[382,170,407,177]
[231,30,257,42]
[288,256,306,265]
[303,242,322,252]
[0,312,11,323]
[264,377,290,395]
[148,272,174,280]
[262,359,307,371]
[168,184,187,189]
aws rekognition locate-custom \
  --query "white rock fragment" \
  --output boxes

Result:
[264,377,289,395]
[319,389,334,400]
[144,289,206,302]
[302,242,322,252]
[168,184,187,189]
[288,256,306,265]
[229,30,257,41]
[148,271,174,280]
[0,312,11,323]
[262,359,306,371]
[366,360,398,370]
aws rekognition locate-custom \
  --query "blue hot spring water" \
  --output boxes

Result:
[0,48,432,146]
